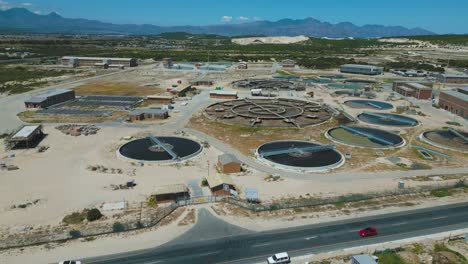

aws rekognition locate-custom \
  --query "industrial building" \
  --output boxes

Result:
[127,108,169,121]
[351,254,378,264]
[217,154,241,173]
[209,90,238,100]
[206,173,236,196]
[6,125,45,149]
[439,87,468,119]
[393,81,433,99]
[340,64,384,75]
[437,73,468,84]
[152,184,190,204]
[145,95,174,105]
[61,56,138,67]
[190,78,214,86]
[237,62,248,69]
[24,89,75,109]
[280,59,296,68]
[162,58,173,68]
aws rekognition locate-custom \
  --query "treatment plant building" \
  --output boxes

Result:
[393,81,433,100]
[24,89,75,109]
[437,74,468,84]
[439,87,468,119]
[61,56,138,67]
[340,64,384,75]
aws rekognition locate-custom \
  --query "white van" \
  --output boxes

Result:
[267,252,291,264]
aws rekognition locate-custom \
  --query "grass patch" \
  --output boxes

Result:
[411,243,425,254]
[434,243,467,263]
[63,211,87,225]
[376,252,408,264]
[430,189,453,197]
[446,121,462,127]
[73,81,163,96]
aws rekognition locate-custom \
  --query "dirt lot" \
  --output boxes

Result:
[73,81,164,96]
[17,110,128,123]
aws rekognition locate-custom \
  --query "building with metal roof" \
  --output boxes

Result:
[393,81,433,100]
[24,89,75,109]
[206,173,236,196]
[128,107,169,121]
[351,254,378,264]
[340,64,384,75]
[61,56,138,67]
[217,154,241,173]
[6,125,45,149]
[439,87,468,119]
[209,90,238,100]
[438,73,468,84]
[153,184,190,204]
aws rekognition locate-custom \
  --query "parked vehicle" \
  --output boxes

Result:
[59,261,81,264]
[359,226,378,237]
[267,252,291,264]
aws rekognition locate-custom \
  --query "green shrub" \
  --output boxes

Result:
[86,208,102,222]
[430,189,452,197]
[201,178,209,187]
[446,121,462,126]
[112,222,126,232]
[69,230,82,238]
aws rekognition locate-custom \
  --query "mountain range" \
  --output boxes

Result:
[0,8,434,38]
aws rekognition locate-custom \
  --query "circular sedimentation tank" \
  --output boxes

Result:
[256,140,344,172]
[344,100,393,110]
[327,126,405,149]
[205,98,332,128]
[420,129,468,153]
[358,112,418,127]
[118,136,203,162]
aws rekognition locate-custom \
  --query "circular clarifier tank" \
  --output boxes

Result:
[420,129,468,153]
[327,126,405,149]
[358,112,418,127]
[118,136,203,162]
[344,100,393,110]
[256,141,344,172]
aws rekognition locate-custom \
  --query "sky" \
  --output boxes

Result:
[1,0,467,34]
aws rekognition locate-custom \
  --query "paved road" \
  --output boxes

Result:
[86,202,468,264]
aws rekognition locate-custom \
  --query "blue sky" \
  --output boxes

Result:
[1,0,467,33]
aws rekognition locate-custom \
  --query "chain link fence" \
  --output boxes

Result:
[226,180,467,212]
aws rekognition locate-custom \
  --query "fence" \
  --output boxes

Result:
[225,180,467,212]
[0,203,178,250]
[0,180,465,250]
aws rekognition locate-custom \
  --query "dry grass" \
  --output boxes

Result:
[17,111,128,123]
[158,207,186,227]
[177,208,196,226]
[73,81,164,96]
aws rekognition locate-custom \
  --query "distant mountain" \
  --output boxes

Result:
[0,8,434,38]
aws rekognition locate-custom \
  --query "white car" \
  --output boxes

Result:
[267,252,291,264]
[59,261,81,264]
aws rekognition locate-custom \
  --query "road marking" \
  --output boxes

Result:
[196,250,222,257]
[392,222,408,226]
[143,261,163,264]
[432,216,447,220]
[305,236,318,240]
[252,242,272,248]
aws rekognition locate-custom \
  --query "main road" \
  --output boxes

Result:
[86,202,468,264]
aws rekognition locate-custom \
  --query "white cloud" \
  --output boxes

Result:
[21,2,32,6]
[220,16,233,22]
[0,0,12,10]
[33,10,41,14]
[252,17,263,21]
[237,16,250,22]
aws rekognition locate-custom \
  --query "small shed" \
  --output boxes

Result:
[351,254,378,264]
[128,108,169,121]
[6,125,45,149]
[206,173,236,196]
[209,90,238,100]
[153,184,190,204]
[217,154,241,173]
